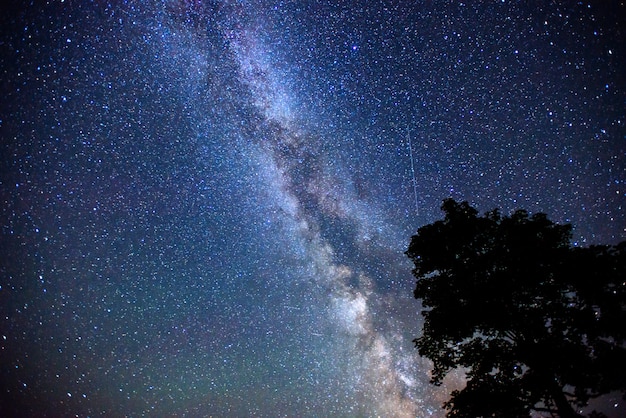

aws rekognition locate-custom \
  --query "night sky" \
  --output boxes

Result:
[1,1,625,417]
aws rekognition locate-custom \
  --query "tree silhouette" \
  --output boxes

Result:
[406,199,626,418]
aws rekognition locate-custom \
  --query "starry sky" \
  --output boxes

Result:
[1,1,625,416]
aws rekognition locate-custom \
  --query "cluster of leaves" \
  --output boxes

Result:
[406,199,626,418]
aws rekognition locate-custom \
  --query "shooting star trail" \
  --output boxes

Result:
[407,125,419,216]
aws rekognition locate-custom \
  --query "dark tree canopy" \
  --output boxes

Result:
[406,199,626,418]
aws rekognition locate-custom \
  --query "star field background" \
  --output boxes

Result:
[1,1,625,416]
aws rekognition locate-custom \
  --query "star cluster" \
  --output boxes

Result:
[1,1,624,416]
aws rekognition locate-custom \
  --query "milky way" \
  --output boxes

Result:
[1,1,624,417]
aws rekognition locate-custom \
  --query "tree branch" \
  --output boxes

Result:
[532,406,558,413]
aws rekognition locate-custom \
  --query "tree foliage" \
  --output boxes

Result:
[406,199,626,418]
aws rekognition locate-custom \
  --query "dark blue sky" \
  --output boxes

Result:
[1,1,624,416]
